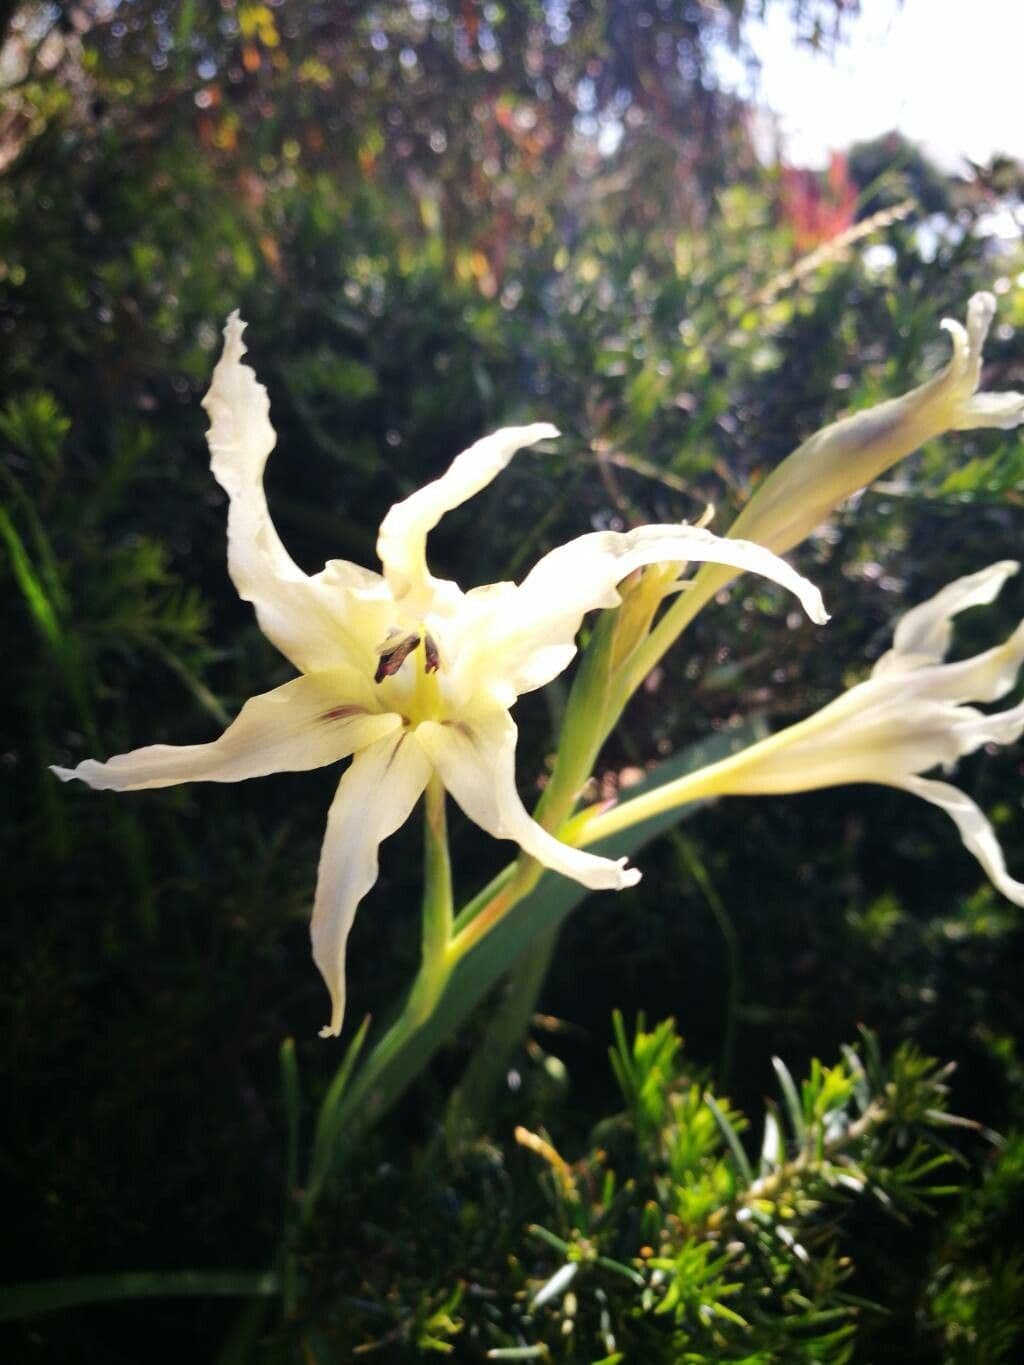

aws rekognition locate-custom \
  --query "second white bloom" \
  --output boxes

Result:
[592,562,1024,908]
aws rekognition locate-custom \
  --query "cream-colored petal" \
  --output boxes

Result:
[940,290,994,401]
[685,690,969,795]
[954,391,1024,430]
[376,423,558,602]
[50,669,400,791]
[874,560,1019,675]
[203,313,381,674]
[311,732,432,1039]
[459,523,827,703]
[416,711,640,890]
[895,623,1024,706]
[897,775,1024,907]
[694,292,1022,573]
[950,696,1024,754]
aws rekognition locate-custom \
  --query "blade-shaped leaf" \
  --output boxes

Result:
[0,1271,279,1322]
[772,1055,808,1146]
[705,1092,753,1185]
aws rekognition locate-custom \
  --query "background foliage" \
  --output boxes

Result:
[2,1,1023,1360]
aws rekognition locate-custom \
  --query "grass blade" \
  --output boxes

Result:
[0,1270,279,1322]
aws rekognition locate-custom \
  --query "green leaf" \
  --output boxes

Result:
[0,504,63,650]
[705,1092,753,1186]
[304,1012,372,1216]
[759,1100,783,1175]
[0,1270,279,1322]
[772,1055,808,1146]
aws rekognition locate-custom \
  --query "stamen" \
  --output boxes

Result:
[424,633,440,674]
[374,633,421,683]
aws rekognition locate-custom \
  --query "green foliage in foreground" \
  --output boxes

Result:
[251,1016,981,1362]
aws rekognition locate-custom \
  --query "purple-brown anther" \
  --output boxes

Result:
[374,633,421,684]
[424,633,440,674]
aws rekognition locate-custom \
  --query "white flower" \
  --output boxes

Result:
[596,562,1024,907]
[625,291,1024,693]
[52,314,828,1037]
[727,291,1024,558]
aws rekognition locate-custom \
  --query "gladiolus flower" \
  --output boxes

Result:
[593,562,1024,906]
[52,314,828,1036]
[665,292,1024,630]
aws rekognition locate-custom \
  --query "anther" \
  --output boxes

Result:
[374,633,421,683]
[424,633,440,674]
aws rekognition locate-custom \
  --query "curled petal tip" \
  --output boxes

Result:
[967,290,997,329]
[222,309,246,345]
[807,589,830,626]
[618,861,642,888]
[49,764,75,783]
[530,421,560,441]
[318,1023,340,1040]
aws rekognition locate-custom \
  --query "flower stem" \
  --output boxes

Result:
[410,774,454,1023]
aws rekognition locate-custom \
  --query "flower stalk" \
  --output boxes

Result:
[412,774,455,1023]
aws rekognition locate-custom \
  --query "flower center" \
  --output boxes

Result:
[374,629,444,726]
[374,628,441,684]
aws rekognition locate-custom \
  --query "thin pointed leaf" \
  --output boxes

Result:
[772,1056,807,1144]
[841,1044,870,1114]
[527,1224,572,1255]
[0,1271,279,1322]
[705,1092,752,1185]
[595,1256,645,1287]
[0,505,63,649]
[759,1101,783,1175]
[279,1037,301,1206]
[530,1261,578,1309]
[305,1013,372,1212]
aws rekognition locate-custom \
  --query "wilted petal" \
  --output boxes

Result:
[312,732,432,1038]
[204,314,382,673]
[462,523,827,703]
[875,560,1019,674]
[51,669,400,791]
[416,710,640,890]
[898,775,1024,907]
[376,424,558,602]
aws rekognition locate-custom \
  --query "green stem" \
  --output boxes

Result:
[417,774,453,1016]
[614,566,722,707]
[312,777,457,1156]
